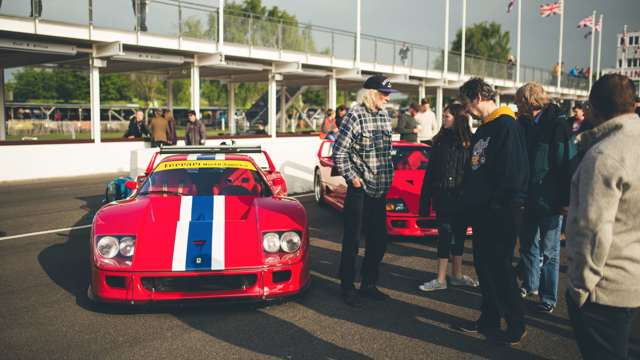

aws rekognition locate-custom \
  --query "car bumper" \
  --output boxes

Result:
[386,215,439,237]
[90,260,310,304]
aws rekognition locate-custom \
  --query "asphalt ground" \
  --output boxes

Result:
[1,174,638,359]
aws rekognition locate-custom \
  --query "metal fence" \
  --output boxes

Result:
[0,0,589,91]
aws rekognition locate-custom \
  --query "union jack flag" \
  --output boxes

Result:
[577,16,593,29]
[539,2,562,17]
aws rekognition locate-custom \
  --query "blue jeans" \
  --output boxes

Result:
[519,214,562,306]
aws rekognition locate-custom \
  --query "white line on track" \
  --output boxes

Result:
[0,193,315,242]
[0,224,92,242]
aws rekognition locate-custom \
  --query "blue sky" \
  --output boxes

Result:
[253,0,640,71]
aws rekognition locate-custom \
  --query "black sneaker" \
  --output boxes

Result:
[358,285,390,301]
[342,289,362,307]
[536,303,555,314]
[497,328,527,346]
[456,320,500,334]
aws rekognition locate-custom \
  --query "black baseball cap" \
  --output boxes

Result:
[363,75,398,94]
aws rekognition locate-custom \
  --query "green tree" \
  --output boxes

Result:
[451,21,511,61]
[101,74,134,103]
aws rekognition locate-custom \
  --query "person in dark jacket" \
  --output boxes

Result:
[185,110,206,146]
[515,83,576,314]
[456,78,529,346]
[396,103,419,142]
[418,102,478,292]
[163,109,178,145]
[124,110,150,139]
[568,103,593,135]
[335,105,348,128]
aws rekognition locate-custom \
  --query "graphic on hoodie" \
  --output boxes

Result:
[471,137,491,171]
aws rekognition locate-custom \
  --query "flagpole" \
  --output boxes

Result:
[589,10,596,89]
[596,14,603,79]
[556,0,564,91]
[443,0,450,80]
[461,0,467,79]
[622,24,627,70]
[516,0,522,85]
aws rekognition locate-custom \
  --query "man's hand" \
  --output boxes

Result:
[558,206,569,216]
[351,178,363,188]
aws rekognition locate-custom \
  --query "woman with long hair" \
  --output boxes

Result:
[163,109,178,145]
[419,102,478,291]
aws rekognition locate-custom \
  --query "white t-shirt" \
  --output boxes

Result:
[415,110,438,141]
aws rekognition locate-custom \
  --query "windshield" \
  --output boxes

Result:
[139,159,270,197]
[392,147,431,170]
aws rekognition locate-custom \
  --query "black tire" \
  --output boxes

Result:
[313,169,325,205]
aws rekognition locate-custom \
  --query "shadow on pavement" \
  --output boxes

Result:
[37,195,102,311]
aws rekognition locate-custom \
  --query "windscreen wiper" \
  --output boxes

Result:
[138,190,186,196]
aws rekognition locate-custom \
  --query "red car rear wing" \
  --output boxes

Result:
[144,145,275,175]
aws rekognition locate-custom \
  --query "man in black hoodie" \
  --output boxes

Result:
[457,78,529,345]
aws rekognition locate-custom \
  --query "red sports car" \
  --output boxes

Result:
[314,140,439,237]
[88,145,310,305]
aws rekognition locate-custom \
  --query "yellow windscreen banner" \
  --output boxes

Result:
[155,160,256,172]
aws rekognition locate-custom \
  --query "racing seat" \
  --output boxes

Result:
[150,170,197,195]
[212,169,262,196]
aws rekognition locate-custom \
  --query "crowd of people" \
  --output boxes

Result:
[331,73,640,358]
[123,109,207,147]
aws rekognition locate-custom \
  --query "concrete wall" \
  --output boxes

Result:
[1,137,322,194]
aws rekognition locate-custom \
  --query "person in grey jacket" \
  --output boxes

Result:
[566,74,640,360]
[185,110,206,146]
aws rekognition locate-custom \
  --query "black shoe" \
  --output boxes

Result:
[497,328,527,346]
[536,303,555,314]
[358,285,390,301]
[456,320,500,334]
[342,289,362,307]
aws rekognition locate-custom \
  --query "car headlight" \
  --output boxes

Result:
[97,236,120,258]
[119,237,136,257]
[280,231,301,253]
[386,198,408,212]
[263,232,281,253]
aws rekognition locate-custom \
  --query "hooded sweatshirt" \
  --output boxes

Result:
[567,112,640,308]
[462,106,529,209]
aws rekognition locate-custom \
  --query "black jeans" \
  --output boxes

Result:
[567,291,638,360]
[339,185,388,291]
[471,205,525,333]
[436,211,468,259]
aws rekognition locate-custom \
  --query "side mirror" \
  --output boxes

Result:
[136,175,147,186]
[125,180,138,191]
[271,176,288,197]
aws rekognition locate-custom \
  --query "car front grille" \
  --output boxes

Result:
[416,219,437,229]
[141,274,258,293]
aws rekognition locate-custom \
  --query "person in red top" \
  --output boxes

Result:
[320,109,338,140]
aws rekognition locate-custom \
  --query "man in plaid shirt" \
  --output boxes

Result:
[332,75,396,307]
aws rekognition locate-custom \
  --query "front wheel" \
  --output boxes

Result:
[313,169,325,205]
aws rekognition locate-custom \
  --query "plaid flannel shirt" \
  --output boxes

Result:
[332,103,394,198]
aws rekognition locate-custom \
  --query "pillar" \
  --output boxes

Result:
[327,74,337,110]
[268,73,277,138]
[495,92,501,106]
[436,86,443,130]
[167,79,174,113]
[190,64,200,116]
[0,68,5,141]
[280,85,287,133]
[90,58,104,143]
[228,82,236,135]
[418,84,426,103]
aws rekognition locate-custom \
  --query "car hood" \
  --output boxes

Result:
[387,169,426,215]
[93,195,306,271]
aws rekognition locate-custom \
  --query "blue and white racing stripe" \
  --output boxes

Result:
[171,154,226,271]
[172,195,226,271]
